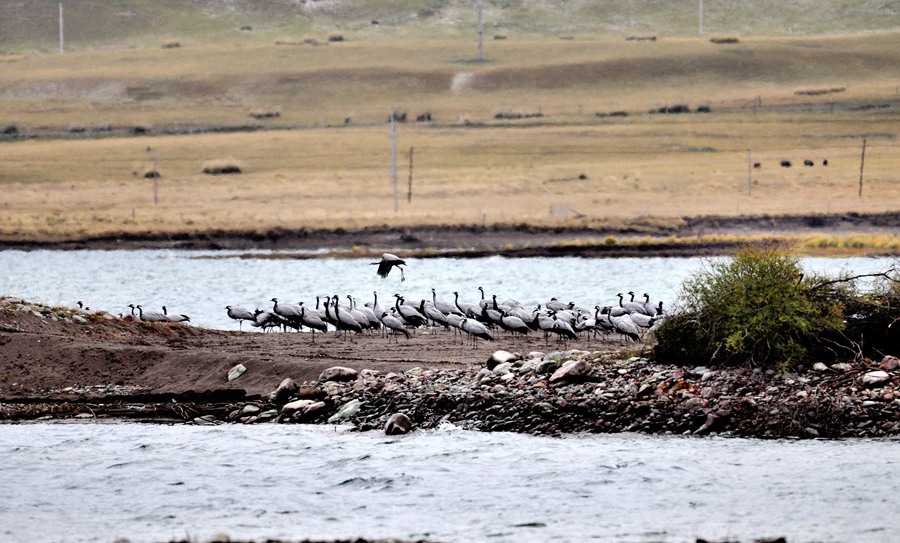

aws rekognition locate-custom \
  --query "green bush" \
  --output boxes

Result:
[654,245,845,369]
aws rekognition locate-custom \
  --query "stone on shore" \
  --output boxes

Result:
[384,413,413,435]
[880,355,900,371]
[328,398,362,423]
[281,399,315,416]
[319,366,358,382]
[860,371,891,387]
[268,378,299,405]
[549,358,592,383]
[227,363,247,382]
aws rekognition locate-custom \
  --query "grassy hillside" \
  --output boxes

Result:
[1,0,899,53]
[0,2,898,243]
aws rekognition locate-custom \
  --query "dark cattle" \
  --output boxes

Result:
[780,160,792,168]
[753,162,761,169]
[823,159,829,166]
[804,160,814,167]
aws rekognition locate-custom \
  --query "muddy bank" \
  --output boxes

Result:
[1,212,899,253]
[1,298,897,439]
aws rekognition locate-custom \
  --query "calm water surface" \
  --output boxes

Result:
[0,250,894,330]
[1,423,897,543]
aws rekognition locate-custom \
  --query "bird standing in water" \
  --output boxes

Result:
[371,253,406,281]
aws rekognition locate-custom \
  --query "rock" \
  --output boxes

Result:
[486,350,522,370]
[830,362,852,371]
[72,315,88,324]
[302,401,327,416]
[549,359,592,384]
[860,371,891,387]
[880,355,900,371]
[319,366,358,382]
[193,415,219,425]
[693,412,718,435]
[241,404,260,415]
[384,413,413,435]
[268,378,299,405]
[812,362,829,372]
[328,398,362,423]
[535,358,560,375]
[636,383,654,398]
[296,386,323,399]
[281,399,314,416]
[257,409,279,421]
[227,364,247,382]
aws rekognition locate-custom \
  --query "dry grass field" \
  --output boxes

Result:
[0,2,898,245]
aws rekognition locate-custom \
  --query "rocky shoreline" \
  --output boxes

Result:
[5,347,898,440]
[194,351,900,439]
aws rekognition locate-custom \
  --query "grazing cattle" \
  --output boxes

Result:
[780,160,792,168]
[823,159,829,166]
[804,159,814,167]
[753,162,761,169]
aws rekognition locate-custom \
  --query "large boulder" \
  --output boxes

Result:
[319,366,359,382]
[549,358,592,383]
[281,399,315,416]
[328,399,362,423]
[384,413,413,435]
[268,378,299,405]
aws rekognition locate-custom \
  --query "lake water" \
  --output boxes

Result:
[1,423,897,543]
[0,250,895,330]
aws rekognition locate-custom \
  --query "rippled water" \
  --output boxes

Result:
[0,423,896,543]
[0,250,894,330]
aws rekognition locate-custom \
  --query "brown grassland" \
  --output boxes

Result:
[0,4,898,252]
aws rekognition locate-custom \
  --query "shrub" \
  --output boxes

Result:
[248,108,280,119]
[654,245,845,369]
[202,158,244,175]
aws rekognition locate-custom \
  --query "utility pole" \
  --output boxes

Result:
[747,149,753,196]
[59,3,64,53]
[390,109,398,212]
[698,0,703,35]
[152,157,159,205]
[477,0,484,62]
[407,147,414,203]
[858,138,867,198]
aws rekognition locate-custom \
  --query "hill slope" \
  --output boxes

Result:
[1,0,899,52]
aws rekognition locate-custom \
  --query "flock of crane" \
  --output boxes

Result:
[222,288,666,346]
[125,254,666,346]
